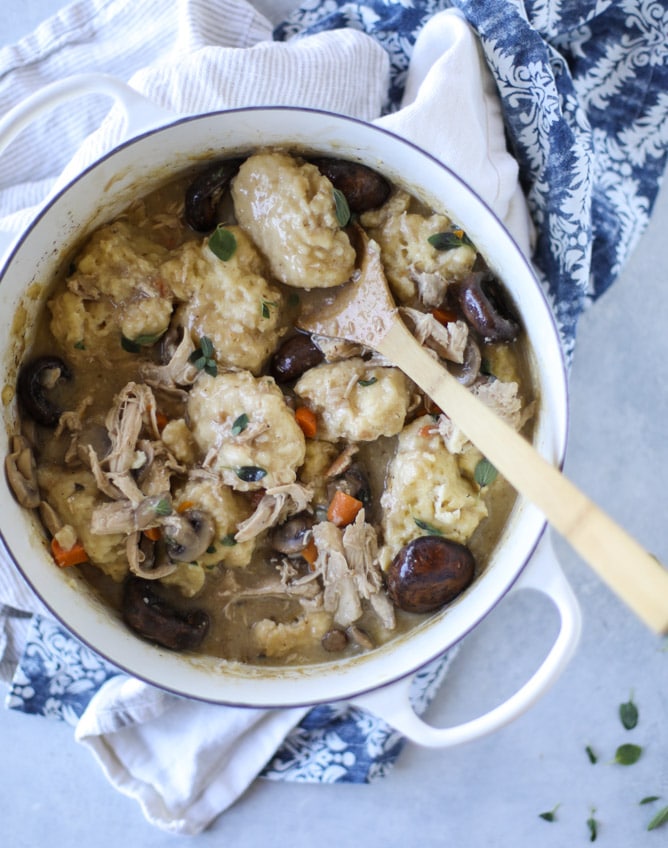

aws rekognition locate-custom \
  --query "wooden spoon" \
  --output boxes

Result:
[298,232,668,634]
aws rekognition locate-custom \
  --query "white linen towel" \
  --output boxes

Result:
[0,0,530,834]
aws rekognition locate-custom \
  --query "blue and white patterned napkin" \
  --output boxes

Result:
[1,0,667,835]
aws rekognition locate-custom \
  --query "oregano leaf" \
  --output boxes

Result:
[613,743,642,765]
[647,805,668,831]
[333,188,350,227]
[539,804,560,822]
[427,229,472,251]
[208,225,237,260]
[619,694,638,730]
[236,466,267,483]
[414,518,444,536]
[231,413,249,435]
[474,457,498,487]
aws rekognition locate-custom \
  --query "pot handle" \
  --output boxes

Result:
[348,532,581,748]
[0,72,171,158]
[0,73,173,258]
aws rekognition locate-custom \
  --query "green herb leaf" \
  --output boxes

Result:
[640,796,661,805]
[208,225,237,261]
[587,809,598,842]
[619,694,638,730]
[261,299,278,319]
[585,745,598,764]
[221,534,237,547]
[614,743,643,765]
[74,340,86,350]
[333,188,351,227]
[121,330,166,352]
[358,377,378,387]
[236,465,267,483]
[154,498,172,517]
[205,545,217,554]
[190,337,217,376]
[414,518,444,536]
[427,229,472,252]
[474,457,498,487]
[539,804,560,822]
[121,335,141,353]
[479,357,495,377]
[647,805,668,831]
[200,336,214,359]
[231,413,249,435]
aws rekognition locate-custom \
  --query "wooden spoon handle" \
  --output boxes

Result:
[378,320,668,634]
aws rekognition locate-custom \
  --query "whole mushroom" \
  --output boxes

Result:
[457,271,520,343]
[122,577,209,651]
[386,535,476,613]
[17,356,72,427]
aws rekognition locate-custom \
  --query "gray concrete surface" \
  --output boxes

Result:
[1,2,667,846]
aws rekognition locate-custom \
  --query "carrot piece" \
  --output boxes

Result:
[50,537,88,568]
[418,424,437,438]
[327,490,364,528]
[143,526,162,542]
[177,500,195,513]
[155,411,169,432]
[431,307,458,325]
[301,538,318,567]
[295,405,318,439]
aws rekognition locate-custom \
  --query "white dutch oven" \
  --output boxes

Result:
[0,75,580,747]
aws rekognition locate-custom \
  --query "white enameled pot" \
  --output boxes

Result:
[0,75,581,747]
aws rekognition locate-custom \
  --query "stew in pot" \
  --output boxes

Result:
[5,149,535,665]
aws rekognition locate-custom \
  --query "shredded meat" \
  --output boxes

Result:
[401,307,468,364]
[139,329,199,394]
[310,514,395,630]
[234,482,313,543]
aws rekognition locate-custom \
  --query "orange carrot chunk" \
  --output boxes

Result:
[327,490,364,528]
[430,307,458,325]
[155,411,169,432]
[143,526,162,542]
[50,537,88,568]
[301,538,318,566]
[295,405,318,439]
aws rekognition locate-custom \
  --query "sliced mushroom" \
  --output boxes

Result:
[17,356,72,427]
[457,271,520,343]
[127,532,178,580]
[346,624,374,650]
[162,509,215,562]
[184,158,244,232]
[447,337,482,387]
[270,512,315,556]
[122,577,209,651]
[309,157,391,213]
[5,434,40,508]
[39,500,63,537]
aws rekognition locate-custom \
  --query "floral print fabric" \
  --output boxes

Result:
[276,0,668,358]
